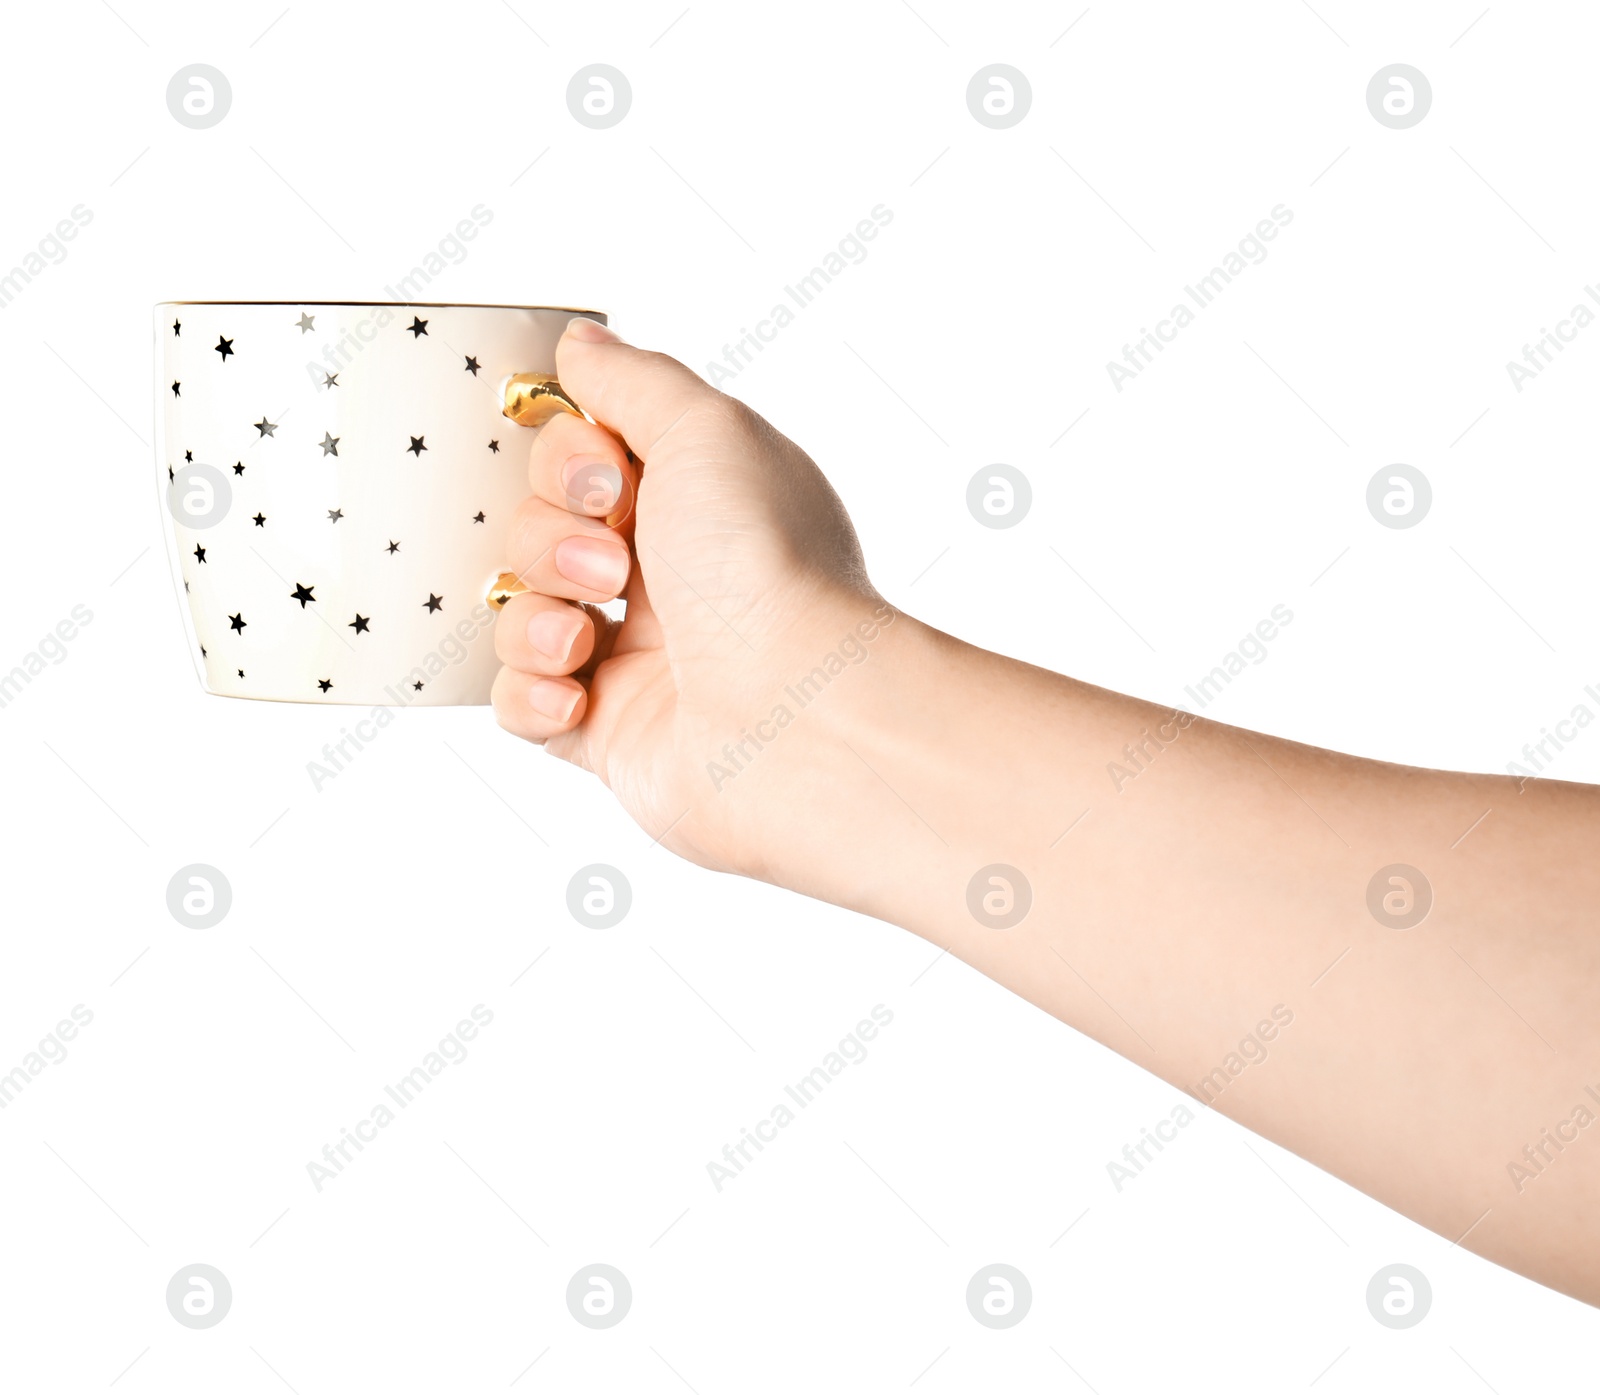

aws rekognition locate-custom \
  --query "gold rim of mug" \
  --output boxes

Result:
[154,301,607,316]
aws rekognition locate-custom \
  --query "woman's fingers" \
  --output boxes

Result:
[556,316,720,462]
[493,422,624,745]
[493,590,596,675]
[493,318,695,750]
[528,410,637,531]
[491,662,588,743]
[508,411,636,600]
[504,494,631,603]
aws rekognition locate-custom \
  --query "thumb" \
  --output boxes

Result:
[556,317,720,460]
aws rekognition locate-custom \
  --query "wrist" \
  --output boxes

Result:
[720,598,986,930]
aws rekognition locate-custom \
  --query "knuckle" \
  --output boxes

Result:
[492,618,519,664]
[505,496,557,567]
[701,390,759,438]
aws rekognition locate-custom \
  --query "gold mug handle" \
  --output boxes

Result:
[501,372,585,428]
[487,374,588,610]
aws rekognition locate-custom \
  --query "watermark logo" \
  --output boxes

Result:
[566,864,632,929]
[1365,864,1431,930]
[707,605,897,791]
[307,604,498,791]
[1108,709,1196,792]
[1365,1264,1431,1328]
[1505,285,1600,391]
[1366,66,1431,129]
[1505,685,1600,787]
[1107,1104,1197,1190]
[166,65,232,129]
[567,65,631,129]
[704,206,894,385]
[966,865,1032,929]
[966,66,1031,128]
[0,205,94,311]
[1190,1006,1294,1105]
[166,463,233,530]
[1180,605,1295,712]
[166,864,232,929]
[966,465,1031,529]
[0,1005,94,1111]
[965,1264,1032,1327]
[706,1005,894,1191]
[0,604,94,712]
[166,1264,232,1328]
[300,209,497,388]
[1506,1085,1600,1192]
[1107,206,1294,390]
[567,1264,631,1327]
[1366,464,1431,529]
[305,1006,494,1192]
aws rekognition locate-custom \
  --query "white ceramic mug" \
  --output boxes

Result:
[154,301,603,705]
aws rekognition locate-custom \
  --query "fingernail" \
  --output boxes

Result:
[565,316,621,344]
[527,607,584,662]
[564,458,622,514]
[555,535,629,594]
[528,677,580,722]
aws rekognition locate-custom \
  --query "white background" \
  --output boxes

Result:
[2,0,1598,1390]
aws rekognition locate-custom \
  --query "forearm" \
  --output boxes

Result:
[754,605,1600,1303]
[508,325,1600,1305]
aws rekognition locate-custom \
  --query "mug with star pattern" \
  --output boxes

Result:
[155,301,604,705]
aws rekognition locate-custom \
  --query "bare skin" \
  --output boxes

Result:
[494,316,1600,1307]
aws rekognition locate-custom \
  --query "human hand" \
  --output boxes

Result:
[492,317,895,877]
[491,326,1600,1311]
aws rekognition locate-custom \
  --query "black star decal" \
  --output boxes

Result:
[349,614,370,634]
[472,511,486,523]
[464,356,481,376]
[297,312,316,334]
[412,680,424,691]
[172,319,181,336]
[328,508,344,523]
[407,316,428,337]
[183,580,190,592]
[193,543,207,564]
[215,336,234,361]
[291,582,316,608]
[255,416,278,437]
[199,643,206,656]
[386,540,400,554]
[408,435,427,456]
[317,678,333,693]
[424,593,444,613]
[229,612,247,633]
[233,462,245,475]
[487,439,500,453]
[320,432,340,456]
[184,449,193,462]
[172,381,181,397]
[253,512,266,527]
[167,465,174,482]
[323,372,339,389]
[238,669,245,678]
